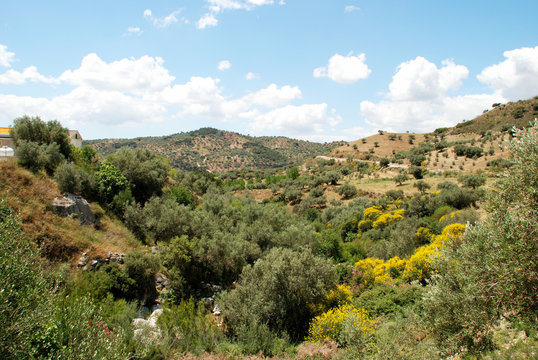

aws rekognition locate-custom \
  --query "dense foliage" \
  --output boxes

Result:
[1,114,537,359]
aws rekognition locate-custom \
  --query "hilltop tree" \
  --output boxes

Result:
[10,116,72,174]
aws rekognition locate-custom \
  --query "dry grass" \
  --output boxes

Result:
[0,160,141,264]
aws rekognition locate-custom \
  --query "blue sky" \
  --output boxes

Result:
[0,1,537,141]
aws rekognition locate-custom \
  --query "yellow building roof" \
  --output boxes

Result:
[0,127,12,136]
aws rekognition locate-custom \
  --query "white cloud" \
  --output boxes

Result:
[0,88,165,128]
[360,56,504,132]
[125,26,143,36]
[245,72,259,80]
[59,53,174,94]
[199,0,283,29]
[208,0,276,12]
[360,94,503,133]
[344,5,360,12]
[0,44,15,67]
[359,56,505,132]
[248,103,340,137]
[243,83,301,107]
[477,46,538,101]
[197,13,218,29]
[217,60,231,71]
[144,8,182,28]
[388,57,468,101]
[314,52,371,84]
[0,66,59,85]
[0,51,339,139]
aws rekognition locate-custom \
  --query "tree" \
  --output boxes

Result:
[458,174,486,189]
[379,157,390,168]
[11,116,71,160]
[287,167,300,180]
[217,247,337,341]
[409,165,425,179]
[123,251,160,305]
[108,148,170,203]
[54,162,95,199]
[337,184,358,199]
[326,171,340,185]
[413,180,431,194]
[408,134,416,144]
[394,173,409,186]
[95,162,129,204]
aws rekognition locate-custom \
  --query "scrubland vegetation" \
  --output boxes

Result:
[1,106,537,359]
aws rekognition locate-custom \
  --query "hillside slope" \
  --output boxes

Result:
[86,128,340,172]
[329,96,538,172]
[0,160,140,263]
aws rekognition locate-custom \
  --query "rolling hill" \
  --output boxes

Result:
[85,128,342,172]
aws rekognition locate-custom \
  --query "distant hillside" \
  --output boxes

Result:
[85,128,341,172]
[328,96,538,173]
[449,96,538,135]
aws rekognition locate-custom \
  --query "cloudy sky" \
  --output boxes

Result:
[0,1,537,141]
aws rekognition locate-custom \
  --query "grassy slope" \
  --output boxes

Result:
[0,160,140,264]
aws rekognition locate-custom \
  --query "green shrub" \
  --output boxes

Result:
[354,284,424,318]
[217,247,337,342]
[154,299,224,356]
[54,162,95,199]
[124,251,160,305]
[338,184,358,199]
[108,148,170,203]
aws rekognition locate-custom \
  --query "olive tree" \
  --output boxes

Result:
[217,247,337,341]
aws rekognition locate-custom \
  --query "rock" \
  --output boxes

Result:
[132,308,163,346]
[77,252,89,267]
[108,252,124,264]
[155,273,169,291]
[52,193,100,227]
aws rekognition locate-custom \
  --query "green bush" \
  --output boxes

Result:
[95,162,130,204]
[217,247,337,342]
[153,299,224,356]
[354,284,424,318]
[338,184,358,199]
[124,251,160,305]
[54,162,95,199]
[108,148,170,203]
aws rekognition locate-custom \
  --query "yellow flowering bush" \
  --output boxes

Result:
[353,224,466,285]
[309,284,353,315]
[403,223,466,282]
[438,210,463,223]
[306,304,376,346]
[363,206,383,221]
[372,208,405,229]
[415,226,433,244]
[354,258,384,287]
